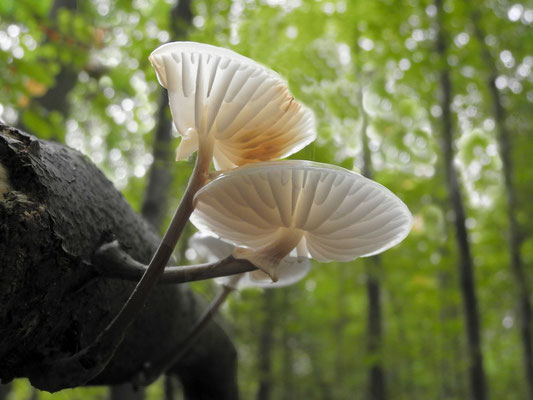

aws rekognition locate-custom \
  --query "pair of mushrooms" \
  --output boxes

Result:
[19,42,412,391]
[150,41,412,286]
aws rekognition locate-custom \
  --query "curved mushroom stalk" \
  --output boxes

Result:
[191,160,413,277]
[238,256,309,288]
[149,42,316,170]
[232,227,304,281]
[189,232,310,288]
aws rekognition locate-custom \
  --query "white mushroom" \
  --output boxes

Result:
[189,232,310,289]
[149,42,316,169]
[190,160,413,280]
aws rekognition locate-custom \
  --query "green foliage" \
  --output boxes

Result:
[1,0,532,399]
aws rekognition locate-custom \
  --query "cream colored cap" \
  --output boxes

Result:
[149,42,316,169]
[191,161,413,264]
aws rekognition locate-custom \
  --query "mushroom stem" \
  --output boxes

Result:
[233,227,304,281]
[135,282,237,386]
[100,135,214,340]
[27,137,215,389]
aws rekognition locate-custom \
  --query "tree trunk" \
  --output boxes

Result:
[141,88,174,230]
[257,290,276,400]
[280,289,294,400]
[165,374,183,400]
[18,0,81,139]
[437,266,467,399]
[358,85,387,400]
[434,1,488,399]
[0,124,238,399]
[365,264,386,400]
[0,383,11,400]
[470,8,533,399]
[334,265,347,399]
[141,2,194,397]
[141,0,193,230]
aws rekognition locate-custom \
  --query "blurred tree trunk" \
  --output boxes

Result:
[141,89,174,230]
[141,0,193,230]
[334,265,348,399]
[434,1,488,399]
[359,86,387,400]
[34,0,80,115]
[435,206,467,400]
[0,383,10,400]
[165,374,184,400]
[309,347,332,400]
[470,8,533,400]
[387,294,415,398]
[140,2,193,397]
[257,290,276,400]
[365,263,386,400]
[280,289,294,400]
[437,266,467,399]
[110,384,145,400]
[18,0,81,139]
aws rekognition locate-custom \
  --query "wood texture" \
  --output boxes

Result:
[0,124,238,398]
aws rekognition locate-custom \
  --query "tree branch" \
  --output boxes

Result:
[94,241,258,284]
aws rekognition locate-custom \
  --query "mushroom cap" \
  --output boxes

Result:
[149,42,316,169]
[189,232,310,289]
[190,161,413,262]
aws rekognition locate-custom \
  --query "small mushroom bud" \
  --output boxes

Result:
[189,232,310,289]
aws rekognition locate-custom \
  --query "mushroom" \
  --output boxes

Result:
[149,41,316,169]
[190,160,413,280]
[189,232,311,289]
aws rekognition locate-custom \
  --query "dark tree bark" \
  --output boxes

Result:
[470,8,533,399]
[257,290,276,400]
[434,1,488,399]
[141,0,193,230]
[0,124,238,399]
[358,86,387,400]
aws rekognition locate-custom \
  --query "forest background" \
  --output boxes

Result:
[0,0,532,399]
